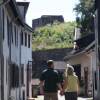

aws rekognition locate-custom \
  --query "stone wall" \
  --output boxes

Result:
[32,48,72,78]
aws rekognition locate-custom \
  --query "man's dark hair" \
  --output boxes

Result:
[47,60,54,67]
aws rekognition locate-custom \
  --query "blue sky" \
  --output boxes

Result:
[17,0,79,26]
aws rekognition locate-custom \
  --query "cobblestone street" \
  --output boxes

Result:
[32,92,93,100]
[33,95,93,100]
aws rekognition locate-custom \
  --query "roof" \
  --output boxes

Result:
[5,0,33,32]
[24,23,34,32]
[16,2,29,7]
[17,2,29,16]
[8,0,24,25]
[74,33,95,49]
[64,33,95,60]
[64,41,95,60]
[41,15,64,17]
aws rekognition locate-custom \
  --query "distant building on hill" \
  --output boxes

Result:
[32,15,64,29]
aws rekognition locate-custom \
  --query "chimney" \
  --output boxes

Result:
[74,27,81,40]
[73,27,81,50]
[17,2,29,22]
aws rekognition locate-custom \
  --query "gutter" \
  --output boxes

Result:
[24,23,34,33]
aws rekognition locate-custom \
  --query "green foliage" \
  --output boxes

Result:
[32,22,76,50]
[74,0,95,36]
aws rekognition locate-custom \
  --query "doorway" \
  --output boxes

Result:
[84,67,88,96]
[73,64,81,81]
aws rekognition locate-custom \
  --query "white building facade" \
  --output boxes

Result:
[0,0,33,100]
[65,46,96,97]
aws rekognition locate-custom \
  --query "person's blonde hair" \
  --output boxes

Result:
[66,64,74,75]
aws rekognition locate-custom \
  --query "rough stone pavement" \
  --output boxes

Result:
[33,95,93,100]
[32,91,93,100]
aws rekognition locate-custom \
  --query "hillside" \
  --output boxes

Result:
[32,21,76,50]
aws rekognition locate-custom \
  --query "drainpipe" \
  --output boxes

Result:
[0,6,3,100]
[19,30,22,100]
[94,3,100,99]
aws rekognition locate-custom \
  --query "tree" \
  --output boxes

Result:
[74,0,95,36]
[32,22,76,50]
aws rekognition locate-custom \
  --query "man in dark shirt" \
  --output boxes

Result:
[40,60,63,100]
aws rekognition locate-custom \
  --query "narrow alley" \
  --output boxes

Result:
[0,0,100,100]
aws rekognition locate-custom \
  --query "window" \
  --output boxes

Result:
[6,59,8,83]
[16,28,18,47]
[32,85,34,97]
[21,32,23,45]
[95,71,97,90]
[25,33,27,46]
[0,8,1,29]
[7,18,13,46]
[2,8,4,40]
[7,17,10,46]
[28,34,30,48]
[12,25,13,43]
[0,8,5,40]
[1,56,4,100]
[21,65,24,85]
[23,91,25,100]
[14,26,16,46]
[10,22,13,44]
[10,64,19,88]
